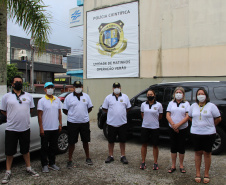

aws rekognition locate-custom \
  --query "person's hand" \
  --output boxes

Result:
[59,125,62,133]
[171,124,179,133]
[40,128,44,136]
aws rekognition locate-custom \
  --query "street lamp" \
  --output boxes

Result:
[30,38,35,93]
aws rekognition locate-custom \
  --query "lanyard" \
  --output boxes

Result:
[199,104,206,120]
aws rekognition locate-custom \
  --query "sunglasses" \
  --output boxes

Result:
[17,97,22,104]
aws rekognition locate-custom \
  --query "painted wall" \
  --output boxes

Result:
[83,0,226,119]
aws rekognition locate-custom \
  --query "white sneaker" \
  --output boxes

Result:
[42,165,49,173]
[2,172,11,184]
[26,168,39,177]
[48,164,60,171]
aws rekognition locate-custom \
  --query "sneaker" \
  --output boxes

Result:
[105,156,114,163]
[67,161,74,169]
[120,156,128,164]
[1,172,11,184]
[26,168,39,177]
[86,158,93,165]
[42,165,49,173]
[153,163,158,170]
[140,162,146,170]
[49,164,60,171]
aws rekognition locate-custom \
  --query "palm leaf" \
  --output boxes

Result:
[7,0,51,53]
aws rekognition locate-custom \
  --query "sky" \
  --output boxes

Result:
[7,0,83,53]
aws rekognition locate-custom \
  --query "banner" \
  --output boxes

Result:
[87,1,139,78]
[70,7,83,27]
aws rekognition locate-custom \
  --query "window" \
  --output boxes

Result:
[154,88,165,103]
[184,87,192,101]
[214,87,226,100]
[135,91,148,106]
[31,98,39,117]
[164,87,173,102]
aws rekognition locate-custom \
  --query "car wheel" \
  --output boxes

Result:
[212,126,226,155]
[103,123,108,139]
[57,130,69,154]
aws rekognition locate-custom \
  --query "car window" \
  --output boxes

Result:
[31,98,40,117]
[164,87,173,102]
[154,88,164,103]
[135,91,148,106]
[184,87,192,101]
[214,86,226,100]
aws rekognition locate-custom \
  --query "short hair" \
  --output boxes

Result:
[172,87,186,102]
[11,75,23,83]
[195,87,210,103]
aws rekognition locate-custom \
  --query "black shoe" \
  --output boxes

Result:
[105,156,114,163]
[120,156,128,164]
[86,158,93,165]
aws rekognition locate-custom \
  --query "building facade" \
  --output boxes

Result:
[7,35,70,84]
[83,0,226,119]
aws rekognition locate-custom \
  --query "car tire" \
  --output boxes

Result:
[103,123,109,139]
[57,129,69,154]
[212,126,226,155]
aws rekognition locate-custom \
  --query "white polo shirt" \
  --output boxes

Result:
[37,95,62,130]
[141,101,163,129]
[102,93,131,127]
[1,91,34,132]
[63,92,93,123]
[189,102,221,135]
[166,100,190,130]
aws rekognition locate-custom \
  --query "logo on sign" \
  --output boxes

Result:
[71,10,81,21]
[97,20,127,57]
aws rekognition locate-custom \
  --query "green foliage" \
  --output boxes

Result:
[7,63,23,86]
[23,81,29,87]
[7,0,51,54]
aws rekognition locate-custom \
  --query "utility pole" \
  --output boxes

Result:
[30,38,35,93]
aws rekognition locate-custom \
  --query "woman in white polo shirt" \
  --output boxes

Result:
[166,87,190,174]
[140,89,163,170]
[189,87,221,184]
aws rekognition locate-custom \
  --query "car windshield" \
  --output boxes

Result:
[58,92,69,97]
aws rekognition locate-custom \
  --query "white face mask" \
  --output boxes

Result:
[75,88,82,94]
[47,88,54,95]
[197,95,206,102]
[175,93,183,100]
[114,88,121,94]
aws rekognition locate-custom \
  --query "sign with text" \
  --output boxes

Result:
[70,6,83,27]
[87,1,139,78]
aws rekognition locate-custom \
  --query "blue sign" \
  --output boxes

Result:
[77,0,84,6]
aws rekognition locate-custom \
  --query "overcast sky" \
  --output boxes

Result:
[7,0,83,53]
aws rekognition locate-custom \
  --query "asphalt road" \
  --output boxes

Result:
[0,120,225,185]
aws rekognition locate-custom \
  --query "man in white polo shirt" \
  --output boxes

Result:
[37,82,62,173]
[0,76,39,184]
[102,82,131,164]
[63,81,93,168]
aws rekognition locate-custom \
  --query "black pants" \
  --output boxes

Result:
[169,127,188,154]
[40,130,58,167]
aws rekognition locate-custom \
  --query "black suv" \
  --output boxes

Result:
[97,81,226,155]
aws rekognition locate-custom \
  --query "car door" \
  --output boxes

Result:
[29,97,41,151]
[127,90,148,134]
[0,113,7,162]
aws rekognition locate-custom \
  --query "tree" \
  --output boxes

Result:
[0,0,50,91]
[7,63,22,86]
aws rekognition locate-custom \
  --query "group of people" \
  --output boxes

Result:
[0,76,221,184]
[139,87,221,184]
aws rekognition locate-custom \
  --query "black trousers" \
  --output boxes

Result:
[40,130,58,167]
